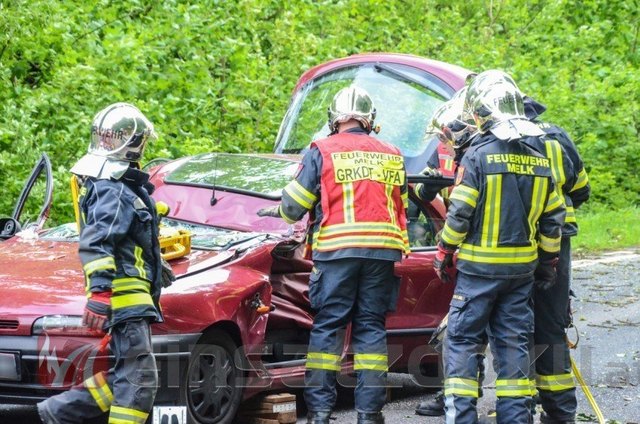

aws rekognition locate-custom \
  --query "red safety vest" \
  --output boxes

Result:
[311,133,410,254]
[438,144,455,178]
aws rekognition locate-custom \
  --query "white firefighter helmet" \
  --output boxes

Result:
[327,86,377,133]
[70,103,157,179]
[426,87,478,151]
[464,70,543,140]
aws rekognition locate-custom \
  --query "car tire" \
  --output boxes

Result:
[182,331,243,424]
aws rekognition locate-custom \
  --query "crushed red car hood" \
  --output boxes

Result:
[0,236,231,334]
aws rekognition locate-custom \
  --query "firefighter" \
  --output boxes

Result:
[414,88,468,204]
[37,103,173,424]
[437,71,566,424]
[414,88,487,418]
[257,86,409,424]
[524,96,590,424]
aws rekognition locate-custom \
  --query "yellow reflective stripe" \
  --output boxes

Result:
[83,257,116,276]
[401,191,408,210]
[528,177,547,241]
[565,205,576,223]
[314,235,406,251]
[284,180,317,209]
[458,243,537,264]
[134,246,146,280]
[481,174,502,247]
[545,139,566,188]
[536,373,576,391]
[278,205,297,224]
[539,233,561,253]
[354,353,388,371]
[544,190,564,213]
[385,184,397,226]
[401,228,410,254]
[444,377,479,398]
[84,373,113,413]
[444,157,454,171]
[112,277,150,294]
[320,222,405,235]
[441,222,466,246]
[496,378,532,397]
[343,182,355,223]
[109,405,149,424]
[570,168,589,192]
[449,184,479,208]
[111,293,154,310]
[306,352,341,371]
[414,183,424,199]
[529,378,539,396]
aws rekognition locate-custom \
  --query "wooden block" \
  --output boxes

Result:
[276,411,297,423]
[241,418,280,424]
[263,393,296,403]
[240,393,297,423]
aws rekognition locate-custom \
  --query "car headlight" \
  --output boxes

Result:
[32,315,96,336]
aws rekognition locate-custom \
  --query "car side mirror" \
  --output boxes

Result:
[0,217,21,240]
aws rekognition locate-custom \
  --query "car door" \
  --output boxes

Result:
[0,153,53,240]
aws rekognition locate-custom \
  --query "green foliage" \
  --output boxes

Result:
[573,207,640,253]
[0,0,638,225]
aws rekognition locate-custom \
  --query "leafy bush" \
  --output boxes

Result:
[1,0,637,225]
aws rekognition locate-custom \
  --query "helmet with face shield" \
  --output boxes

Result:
[327,86,377,134]
[70,103,157,179]
[463,70,543,140]
[426,87,477,153]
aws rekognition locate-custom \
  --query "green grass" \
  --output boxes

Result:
[573,207,640,254]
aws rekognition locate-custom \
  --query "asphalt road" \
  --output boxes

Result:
[3,250,639,424]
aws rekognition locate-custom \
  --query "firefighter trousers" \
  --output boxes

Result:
[444,272,534,424]
[304,258,397,414]
[533,236,577,421]
[38,318,157,424]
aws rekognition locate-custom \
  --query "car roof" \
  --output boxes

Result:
[293,53,472,94]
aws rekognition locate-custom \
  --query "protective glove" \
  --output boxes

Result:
[161,258,176,288]
[257,205,280,218]
[420,166,443,178]
[534,255,559,290]
[83,290,112,332]
[433,242,456,283]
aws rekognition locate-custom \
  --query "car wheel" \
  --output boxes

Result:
[183,331,243,424]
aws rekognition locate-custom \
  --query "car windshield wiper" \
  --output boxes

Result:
[219,233,267,252]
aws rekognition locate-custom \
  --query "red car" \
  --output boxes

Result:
[0,53,470,424]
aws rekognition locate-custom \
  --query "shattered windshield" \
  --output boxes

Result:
[165,153,299,198]
[274,63,448,162]
[39,220,263,251]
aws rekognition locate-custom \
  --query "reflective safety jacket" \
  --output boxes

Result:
[425,143,456,178]
[279,128,409,262]
[532,121,590,236]
[441,134,566,278]
[78,168,163,326]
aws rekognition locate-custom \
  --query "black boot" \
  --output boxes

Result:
[540,412,575,424]
[415,390,445,416]
[307,411,331,424]
[357,411,385,424]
